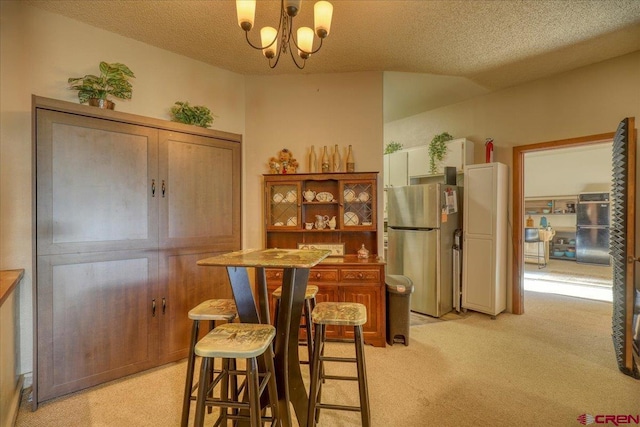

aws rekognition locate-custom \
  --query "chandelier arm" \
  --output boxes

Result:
[269,46,284,69]
[290,33,324,56]
[242,1,286,52]
[244,31,267,51]
[288,45,306,70]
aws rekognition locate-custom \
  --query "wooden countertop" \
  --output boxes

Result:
[319,255,386,265]
[0,269,24,307]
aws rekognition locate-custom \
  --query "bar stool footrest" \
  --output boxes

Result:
[317,403,362,412]
[322,374,358,381]
[320,355,357,363]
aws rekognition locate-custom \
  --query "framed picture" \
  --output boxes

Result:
[297,243,345,256]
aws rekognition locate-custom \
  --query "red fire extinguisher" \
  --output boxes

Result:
[485,138,494,163]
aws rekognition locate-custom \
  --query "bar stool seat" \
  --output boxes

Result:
[193,323,280,427]
[181,299,237,427]
[308,302,371,427]
[272,284,319,300]
[273,285,318,371]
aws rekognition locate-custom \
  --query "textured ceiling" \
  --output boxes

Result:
[24,0,640,121]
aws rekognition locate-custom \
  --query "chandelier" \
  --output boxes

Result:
[235,0,333,69]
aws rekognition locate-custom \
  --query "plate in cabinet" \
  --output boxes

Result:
[316,192,334,202]
[344,189,356,202]
[344,211,359,226]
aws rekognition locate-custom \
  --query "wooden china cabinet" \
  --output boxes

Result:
[262,172,386,347]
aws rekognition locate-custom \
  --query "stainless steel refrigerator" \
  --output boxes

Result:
[386,184,460,317]
[576,192,611,265]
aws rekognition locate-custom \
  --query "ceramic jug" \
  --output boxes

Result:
[304,189,316,202]
[328,216,337,230]
[315,215,329,230]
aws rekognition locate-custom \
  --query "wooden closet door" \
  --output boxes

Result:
[36,110,159,255]
[35,108,160,403]
[157,130,241,361]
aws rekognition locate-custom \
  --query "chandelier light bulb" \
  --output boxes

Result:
[236,0,256,31]
[297,27,314,58]
[261,27,278,58]
[285,0,302,17]
[314,1,333,38]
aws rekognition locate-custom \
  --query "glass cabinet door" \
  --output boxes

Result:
[341,180,375,229]
[267,182,300,228]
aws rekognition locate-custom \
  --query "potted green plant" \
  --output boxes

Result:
[68,62,135,109]
[384,141,403,154]
[428,132,454,174]
[170,101,216,128]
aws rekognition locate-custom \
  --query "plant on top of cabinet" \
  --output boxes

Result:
[384,141,403,154]
[68,61,135,110]
[428,132,454,174]
[170,101,216,128]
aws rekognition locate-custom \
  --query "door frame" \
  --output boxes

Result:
[511,132,615,314]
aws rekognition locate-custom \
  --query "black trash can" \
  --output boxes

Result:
[385,275,414,346]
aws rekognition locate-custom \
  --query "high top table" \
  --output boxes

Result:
[197,248,331,427]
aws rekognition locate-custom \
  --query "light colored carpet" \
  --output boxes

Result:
[16,291,639,426]
[524,259,612,286]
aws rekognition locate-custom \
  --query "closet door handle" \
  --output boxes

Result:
[152,299,156,317]
[162,180,166,198]
[151,179,156,197]
[162,297,166,315]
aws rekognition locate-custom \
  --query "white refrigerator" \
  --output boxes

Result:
[386,184,461,317]
[462,163,508,317]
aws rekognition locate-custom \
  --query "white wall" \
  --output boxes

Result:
[525,143,613,197]
[243,72,384,250]
[385,51,640,311]
[0,2,246,377]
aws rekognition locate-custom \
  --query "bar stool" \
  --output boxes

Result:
[307,302,371,427]
[272,284,318,370]
[193,323,280,427]
[525,227,546,269]
[181,299,237,427]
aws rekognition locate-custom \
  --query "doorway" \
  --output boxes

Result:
[522,144,613,302]
[512,132,615,314]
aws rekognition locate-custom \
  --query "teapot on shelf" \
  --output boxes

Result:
[315,215,329,230]
[303,189,316,202]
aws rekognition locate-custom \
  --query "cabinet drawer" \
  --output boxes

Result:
[340,269,380,283]
[309,269,339,283]
[265,268,339,283]
[265,268,284,281]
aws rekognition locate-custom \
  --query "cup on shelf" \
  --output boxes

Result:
[305,222,314,230]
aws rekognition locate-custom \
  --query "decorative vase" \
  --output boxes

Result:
[309,145,317,173]
[526,215,534,227]
[88,98,115,110]
[328,216,337,230]
[332,144,341,172]
[321,146,330,172]
[346,145,355,172]
[357,244,369,259]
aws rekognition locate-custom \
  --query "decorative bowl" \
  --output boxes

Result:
[564,251,576,258]
[553,250,565,257]
[542,209,551,213]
